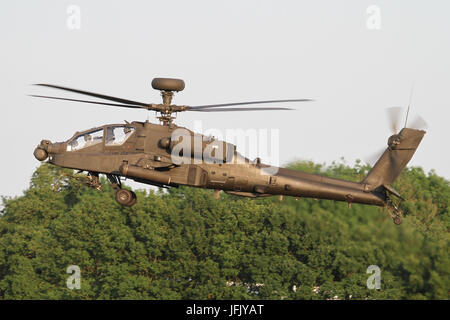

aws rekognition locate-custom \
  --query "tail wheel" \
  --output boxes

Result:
[386,199,403,225]
[393,215,402,225]
[115,189,136,207]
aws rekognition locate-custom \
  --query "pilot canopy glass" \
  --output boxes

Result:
[105,126,135,146]
[67,129,103,151]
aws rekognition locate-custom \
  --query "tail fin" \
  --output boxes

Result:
[362,128,426,190]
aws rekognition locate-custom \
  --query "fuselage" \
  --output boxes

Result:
[35,120,387,207]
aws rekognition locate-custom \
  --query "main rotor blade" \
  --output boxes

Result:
[190,99,313,109]
[34,84,149,107]
[190,107,294,112]
[29,94,144,109]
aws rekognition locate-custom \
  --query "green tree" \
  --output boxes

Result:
[0,162,448,299]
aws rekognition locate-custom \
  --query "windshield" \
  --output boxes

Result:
[105,126,135,146]
[67,129,103,151]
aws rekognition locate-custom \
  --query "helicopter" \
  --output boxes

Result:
[31,78,425,225]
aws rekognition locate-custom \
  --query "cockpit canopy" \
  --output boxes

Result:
[67,125,135,151]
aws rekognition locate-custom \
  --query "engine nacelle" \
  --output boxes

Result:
[159,134,236,163]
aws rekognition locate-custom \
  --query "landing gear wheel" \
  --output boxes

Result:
[128,191,137,207]
[115,189,136,207]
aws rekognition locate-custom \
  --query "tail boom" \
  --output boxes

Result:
[273,168,386,206]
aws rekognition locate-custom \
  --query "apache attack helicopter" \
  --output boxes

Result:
[32,78,425,224]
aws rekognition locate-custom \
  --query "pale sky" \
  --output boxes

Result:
[1,0,449,199]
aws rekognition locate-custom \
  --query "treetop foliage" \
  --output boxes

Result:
[0,161,448,299]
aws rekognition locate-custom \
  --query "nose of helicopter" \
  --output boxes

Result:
[33,146,48,161]
[33,140,61,161]
[34,140,51,161]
